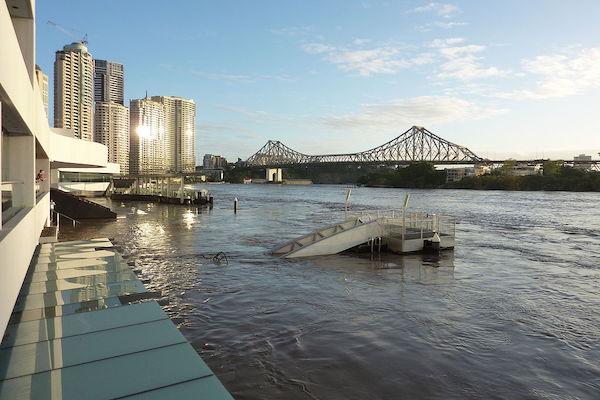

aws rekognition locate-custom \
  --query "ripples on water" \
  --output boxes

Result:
[60,185,600,399]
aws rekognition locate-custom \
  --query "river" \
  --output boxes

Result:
[59,184,600,400]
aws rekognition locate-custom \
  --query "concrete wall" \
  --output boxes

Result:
[266,168,283,182]
[49,129,108,168]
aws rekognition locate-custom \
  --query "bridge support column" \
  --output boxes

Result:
[266,168,283,183]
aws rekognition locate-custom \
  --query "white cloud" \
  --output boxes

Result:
[302,42,432,76]
[417,21,468,32]
[301,43,335,54]
[439,44,485,57]
[321,96,506,131]
[433,21,468,29]
[270,26,314,36]
[427,37,465,48]
[428,38,509,80]
[412,3,460,18]
[495,47,600,100]
[327,48,411,75]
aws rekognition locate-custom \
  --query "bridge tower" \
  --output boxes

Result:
[266,168,283,182]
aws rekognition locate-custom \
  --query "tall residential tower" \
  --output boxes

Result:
[35,65,48,117]
[94,102,130,174]
[93,59,129,173]
[151,96,196,173]
[54,42,94,140]
[94,60,124,104]
[129,98,166,175]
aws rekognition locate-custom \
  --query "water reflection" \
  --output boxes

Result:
[57,185,600,400]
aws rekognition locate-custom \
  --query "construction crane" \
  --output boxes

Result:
[47,20,88,45]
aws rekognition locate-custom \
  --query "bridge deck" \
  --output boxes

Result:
[0,239,233,400]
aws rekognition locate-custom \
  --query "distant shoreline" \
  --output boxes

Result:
[357,184,600,193]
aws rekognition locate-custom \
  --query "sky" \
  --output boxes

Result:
[35,1,600,162]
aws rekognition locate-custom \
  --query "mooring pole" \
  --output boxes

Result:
[344,188,352,219]
[179,177,184,204]
[234,197,238,213]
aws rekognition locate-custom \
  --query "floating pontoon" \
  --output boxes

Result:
[272,209,455,258]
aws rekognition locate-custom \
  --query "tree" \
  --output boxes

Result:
[500,159,517,175]
[543,160,563,176]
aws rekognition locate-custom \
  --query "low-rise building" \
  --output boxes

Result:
[574,154,592,170]
[511,163,542,176]
[474,164,491,176]
[446,167,475,182]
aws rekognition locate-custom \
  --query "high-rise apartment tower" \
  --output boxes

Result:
[35,65,48,117]
[129,98,166,175]
[94,60,124,104]
[94,102,130,174]
[53,42,94,140]
[93,59,128,172]
[151,96,196,173]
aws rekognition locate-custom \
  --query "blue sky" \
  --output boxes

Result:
[36,1,600,161]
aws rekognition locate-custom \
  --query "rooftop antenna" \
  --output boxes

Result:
[145,90,148,99]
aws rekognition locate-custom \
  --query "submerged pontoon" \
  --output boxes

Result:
[272,210,456,258]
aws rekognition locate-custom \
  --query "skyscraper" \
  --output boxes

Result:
[94,60,124,104]
[35,65,48,117]
[54,42,94,140]
[151,96,196,173]
[93,59,129,173]
[129,98,166,175]
[94,102,130,174]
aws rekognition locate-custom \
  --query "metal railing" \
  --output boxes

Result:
[113,184,211,202]
[345,209,455,240]
[51,208,80,229]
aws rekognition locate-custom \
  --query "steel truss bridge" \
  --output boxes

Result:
[246,125,599,169]
[247,126,483,166]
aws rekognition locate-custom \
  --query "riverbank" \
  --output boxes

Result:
[358,163,600,192]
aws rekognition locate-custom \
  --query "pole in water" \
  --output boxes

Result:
[344,188,352,219]
[234,197,238,213]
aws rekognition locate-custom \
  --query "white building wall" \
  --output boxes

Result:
[0,0,109,338]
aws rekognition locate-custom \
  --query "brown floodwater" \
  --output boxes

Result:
[59,184,600,400]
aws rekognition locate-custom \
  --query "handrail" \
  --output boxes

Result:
[51,209,80,228]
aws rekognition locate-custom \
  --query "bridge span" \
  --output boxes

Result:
[246,126,483,166]
[246,125,599,168]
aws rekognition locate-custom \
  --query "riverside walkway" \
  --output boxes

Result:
[0,239,233,399]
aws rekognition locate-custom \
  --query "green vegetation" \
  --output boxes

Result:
[283,164,374,184]
[223,166,265,183]
[447,164,600,191]
[357,162,446,188]
[224,161,600,192]
[224,164,379,184]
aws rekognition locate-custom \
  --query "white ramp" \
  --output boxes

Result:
[272,217,384,258]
